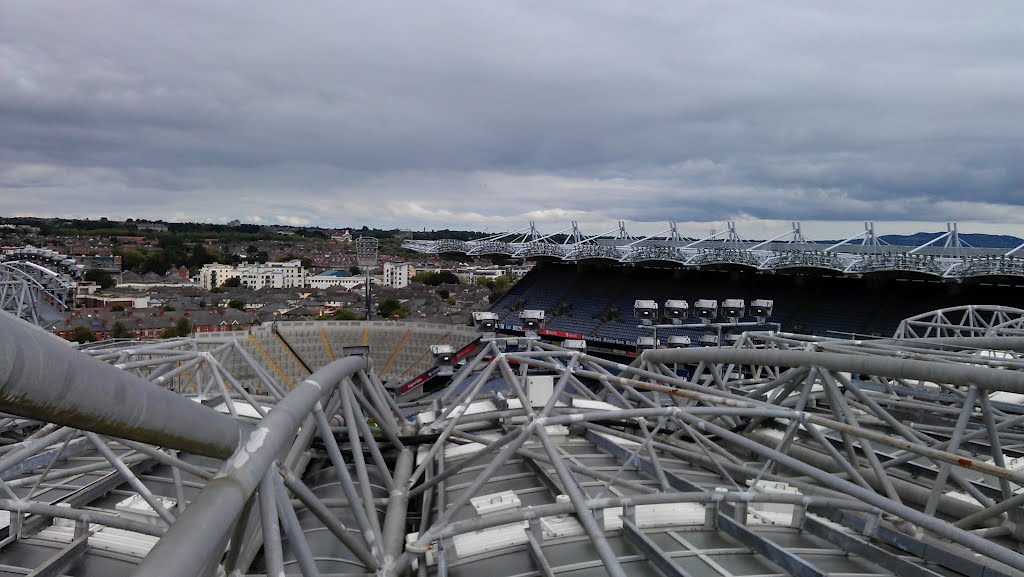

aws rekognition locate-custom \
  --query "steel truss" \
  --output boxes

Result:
[404,220,1024,281]
[0,261,77,325]
[3,308,1024,576]
[895,305,1024,339]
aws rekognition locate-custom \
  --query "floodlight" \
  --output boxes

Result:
[693,299,718,324]
[472,311,499,333]
[698,333,719,347]
[431,344,456,375]
[750,299,774,323]
[721,299,745,321]
[667,335,691,348]
[342,345,370,357]
[633,300,658,325]
[563,339,587,352]
[664,300,689,324]
[636,336,659,352]
[519,310,545,333]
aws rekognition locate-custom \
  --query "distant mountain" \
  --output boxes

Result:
[878,232,1023,249]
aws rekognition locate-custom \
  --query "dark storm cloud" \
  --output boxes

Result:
[1,1,1021,234]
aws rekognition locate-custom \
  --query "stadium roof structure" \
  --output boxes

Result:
[2,305,1024,576]
[1,246,81,325]
[403,221,1024,280]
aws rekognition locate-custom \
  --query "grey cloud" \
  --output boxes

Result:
[1,1,1021,231]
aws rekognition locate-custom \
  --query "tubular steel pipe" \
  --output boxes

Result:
[279,466,379,571]
[671,410,1024,571]
[0,312,241,459]
[134,355,366,577]
[642,346,1024,392]
[0,498,166,537]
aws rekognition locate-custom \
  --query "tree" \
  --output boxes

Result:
[162,316,193,338]
[110,304,125,312]
[413,271,459,286]
[477,275,511,303]
[349,265,361,275]
[376,298,407,319]
[188,243,218,269]
[69,326,97,343]
[110,321,132,339]
[317,308,360,321]
[83,268,115,289]
[222,277,242,288]
[436,288,450,300]
[228,299,245,310]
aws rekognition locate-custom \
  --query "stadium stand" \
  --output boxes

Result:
[492,262,1024,343]
[199,321,478,388]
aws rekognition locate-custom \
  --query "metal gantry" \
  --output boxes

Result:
[3,308,1024,576]
[404,220,1024,282]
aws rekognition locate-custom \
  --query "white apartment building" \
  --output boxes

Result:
[200,260,307,290]
[239,260,307,290]
[383,262,416,288]
[199,263,241,290]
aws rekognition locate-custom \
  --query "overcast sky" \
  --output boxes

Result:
[2,2,1021,238]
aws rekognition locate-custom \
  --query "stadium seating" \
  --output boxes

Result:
[197,321,478,388]
[492,263,1024,343]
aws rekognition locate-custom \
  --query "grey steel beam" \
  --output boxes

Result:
[533,424,628,577]
[84,432,176,525]
[0,311,241,459]
[134,355,366,577]
[25,532,90,577]
[670,409,1024,570]
[802,515,946,577]
[620,516,691,577]
[382,449,414,564]
[274,472,321,577]
[258,471,285,577]
[716,513,826,577]
[525,529,557,577]
[0,498,164,537]
[278,466,378,570]
[642,346,1024,392]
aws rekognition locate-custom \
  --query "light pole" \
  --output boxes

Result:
[355,237,378,321]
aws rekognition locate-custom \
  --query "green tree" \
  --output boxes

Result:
[116,248,149,273]
[376,298,407,319]
[349,265,361,275]
[222,277,242,288]
[69,326,97,343]
[83,268,115,289]
[436,288,450,299]
[110,304,125,312]
[413,271,459,286]
[317,308,360,321]
[110,321,132,339]
[162,316,193,338]
[228,299,245,310]
[476,275,511,303]
[188,243,219,269]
